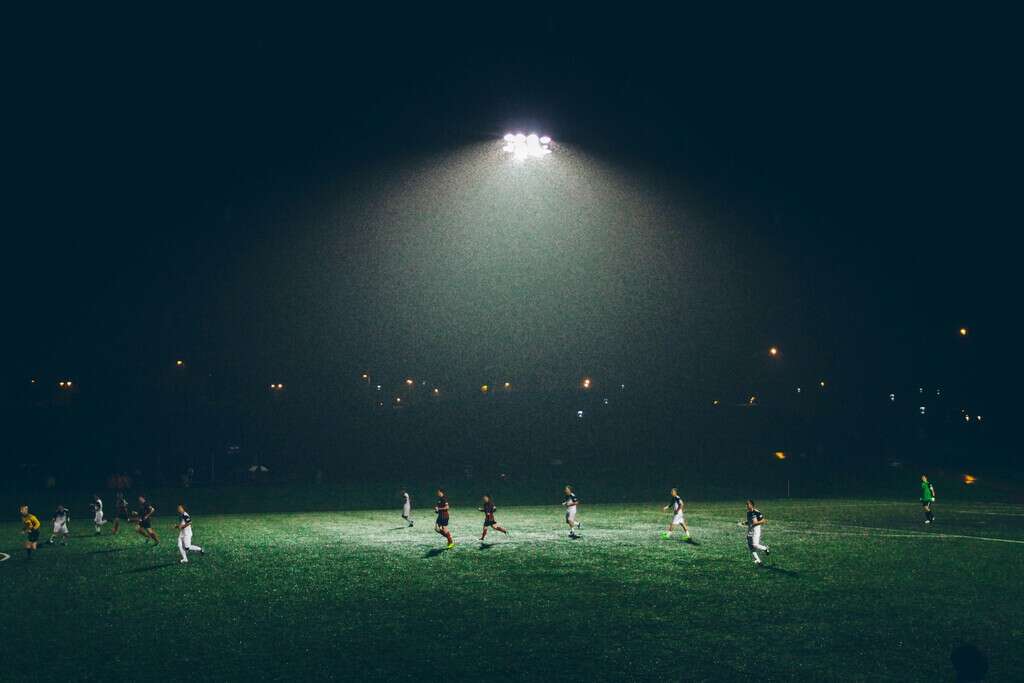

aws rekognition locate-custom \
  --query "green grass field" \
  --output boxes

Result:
[2,499,1022,681]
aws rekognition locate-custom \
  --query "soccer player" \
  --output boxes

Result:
[920,475,936,524]
[563,485,581,538]
[744,499,770,566]
[662,488,690,540]
[136,495,159,545]
[174,504,204,563]
[48,505,70,546]
[478,495,509,541]
[20,505,41,559]
[401,488,414,527]
[433,488,454,549]
[112,492,130,534]
[91,494,105,534]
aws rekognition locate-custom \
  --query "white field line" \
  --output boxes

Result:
[776,524,1024,545]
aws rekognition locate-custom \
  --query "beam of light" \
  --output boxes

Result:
[501,132,553,162]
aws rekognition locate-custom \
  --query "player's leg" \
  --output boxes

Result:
[494,524,508,535]
[149,528,160,544]
[178,532,189,562]
[480,525,488,541]
[112,518,119,534]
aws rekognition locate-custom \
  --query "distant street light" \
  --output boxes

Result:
[58,380,73,389]
[405,378,414,387]
[769,346,779,357]
[269,383,284,391]
[481,384,489,393]
[581,377,592,390]
[959,327,969,337]
[176,359,185,368]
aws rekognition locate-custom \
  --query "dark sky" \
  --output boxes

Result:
[8,7,1018,401]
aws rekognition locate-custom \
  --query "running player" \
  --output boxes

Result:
[433,489,454,549]
[48,505,70,545]
[920,475,936,524]
[744,499,770,566]
[174,504,204,563]
[563,486,582,538]
[401,488,414,527]
[91,494,105,534]
[136,496,159,545]
[478,495,509,541]
[20,505,41,559]
[662,488,690,540]
[112,492,130,534]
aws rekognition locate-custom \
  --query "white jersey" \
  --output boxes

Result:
[670,495,685,524]
[564,493,579,520]
[53,509,70,533]
[92,498,103,523]
[402,493,411,513]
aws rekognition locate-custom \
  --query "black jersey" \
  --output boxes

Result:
[746,508,764,531]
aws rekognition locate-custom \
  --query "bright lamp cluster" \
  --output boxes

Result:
[502,132,552,161]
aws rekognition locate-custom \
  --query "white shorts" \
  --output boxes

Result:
[672,513,685,526]
[179,527,193,546]
[565,507,577,523]
[94,512,104,525]
[53,522,68,535]
[402,505,411,518]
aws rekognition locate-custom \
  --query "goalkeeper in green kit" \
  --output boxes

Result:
[920,475,936,524]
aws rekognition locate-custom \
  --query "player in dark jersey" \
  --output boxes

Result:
[661,488,690,540]
[174,503,204,563]
[48,505,70,545]
[112,492,130,534]
[478,495,509,541]
[743,499,770,566]
[136,496,159,545]
[433,489,454,549]
[563,486,581,538]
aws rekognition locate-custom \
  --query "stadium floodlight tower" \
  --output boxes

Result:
[502,132,553,161]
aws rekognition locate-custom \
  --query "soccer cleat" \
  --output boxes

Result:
[662,532,671,540]
[576,521,582,529]
[924,519,931,524]
[446,542,455,549]
[764,546,771,556]
[408,521,414,527]
[180,559,188,564]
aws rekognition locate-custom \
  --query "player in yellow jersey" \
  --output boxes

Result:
[20,505,41,559]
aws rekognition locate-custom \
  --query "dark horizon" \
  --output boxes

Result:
[7,7,1017,476]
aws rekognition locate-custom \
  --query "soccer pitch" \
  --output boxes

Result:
[2,499,1022,681]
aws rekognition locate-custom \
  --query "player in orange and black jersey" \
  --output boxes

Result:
[478,495,509,541]
[433,489,454,549]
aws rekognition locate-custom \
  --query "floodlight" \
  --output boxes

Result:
[501,131,553,161]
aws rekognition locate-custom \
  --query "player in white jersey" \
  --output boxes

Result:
[400,488,413,527]
[743,499,770,566]
[91,494,106,534]
[661,488,690,540]
[174,504,204,563]
[562,485,581,538]
[49,505,70,545]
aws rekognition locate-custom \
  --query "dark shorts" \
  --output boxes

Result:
[483,519,496,527]
[27,530,40,543]
[436,516,449,527]
[921,500,933,507]
[139,518,152,529]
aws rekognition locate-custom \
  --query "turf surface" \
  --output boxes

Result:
[2,499,1022,681]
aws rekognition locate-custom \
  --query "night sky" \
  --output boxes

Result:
[8,7,1018,408]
